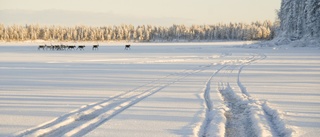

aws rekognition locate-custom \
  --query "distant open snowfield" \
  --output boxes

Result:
[0,42,319,137]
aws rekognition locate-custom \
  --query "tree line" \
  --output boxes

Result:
[278,0,320,40]
[0,21,276,42]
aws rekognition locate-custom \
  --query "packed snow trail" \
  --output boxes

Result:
[13,64,212,137]
[236,54,294,137]
[201,65,227,137]
[218,65,256,137]
[201,53,295,137]
[200,54,261,137]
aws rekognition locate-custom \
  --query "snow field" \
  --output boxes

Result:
[0,42,319,137]
[239,50,320,137]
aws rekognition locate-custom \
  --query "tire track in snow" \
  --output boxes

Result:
[237,54,294,137]
[201,65,227,137]
[13,65,212,137]
[200,54,258,137]
[218,66,256,137]
[217,54,264,137]
[201,53,294,137]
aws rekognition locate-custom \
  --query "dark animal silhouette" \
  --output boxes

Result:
[77,45,86,50]
[38,45,46,50]
[92,44,99,50]
[67,45,76,50]
[47,45,54,50]
[124,44,131,50]
[60,44,67,50]
[54,45,62,50]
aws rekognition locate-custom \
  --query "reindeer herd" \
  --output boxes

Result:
[38,44,131,51]
[38,44,99,50]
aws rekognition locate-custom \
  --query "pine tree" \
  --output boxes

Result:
[278,0,319,40]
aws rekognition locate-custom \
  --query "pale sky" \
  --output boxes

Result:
[0,0,281,26]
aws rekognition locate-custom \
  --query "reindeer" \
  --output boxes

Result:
[67,45,76,50]
[77,45,86,50]
[124,44,131,50]
[48,45,55,50]
[54,45,62,50]
[60,44,67,50]
[38,45,46,50]
[92,44,99,50]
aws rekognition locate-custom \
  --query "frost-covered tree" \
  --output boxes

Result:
[278,0,320,40]
[0,21,276,42]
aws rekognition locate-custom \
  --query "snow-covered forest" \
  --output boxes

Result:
[1,0,318,43]
[0,21,275,42]
[278,0,320,40]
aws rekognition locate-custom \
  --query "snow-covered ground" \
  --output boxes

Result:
[0,42,319,137]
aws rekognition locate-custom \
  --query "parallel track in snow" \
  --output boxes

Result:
[218,54,262,137]
[13,65,211,137]
[236,54,293,137]
[201,53,294,137]
[202,65,226,137]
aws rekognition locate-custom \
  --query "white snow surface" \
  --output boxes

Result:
[0,42,319,137]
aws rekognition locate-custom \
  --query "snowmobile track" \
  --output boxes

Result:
[218,66,256,137]
[201,53,293,137]
[13,65,211,137]
[202,65,226,137]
